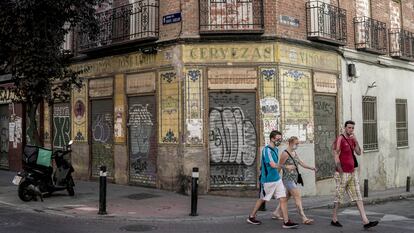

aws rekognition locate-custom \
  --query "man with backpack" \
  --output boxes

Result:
[246,130,299,229]
[331,120,379,229]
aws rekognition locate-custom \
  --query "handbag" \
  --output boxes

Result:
[341,134,359,168]
[285,150,304,186]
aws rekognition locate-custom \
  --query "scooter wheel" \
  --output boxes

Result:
[67,186,75,196]
[18,181,34,202]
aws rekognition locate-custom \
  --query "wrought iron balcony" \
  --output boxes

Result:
[78,0,159,52]
[199,0,264,34]
[354,17,388,55]
[306,1,347,45]
[389,28,414,61]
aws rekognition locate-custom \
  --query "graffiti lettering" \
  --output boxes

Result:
[209,107,256,165]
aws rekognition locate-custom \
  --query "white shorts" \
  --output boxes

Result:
[260,180,286,201]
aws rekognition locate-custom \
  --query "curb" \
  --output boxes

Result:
[1,193,412,223]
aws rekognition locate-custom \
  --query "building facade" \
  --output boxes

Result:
[2,0,413,196]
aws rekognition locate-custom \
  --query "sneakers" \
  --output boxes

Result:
[283,220,299,229]
[363,221,379,229]
[246,216,262,225]
[331,220,343,227]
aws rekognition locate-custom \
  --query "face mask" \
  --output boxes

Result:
[292,145,298,150]
[275,140,282,147]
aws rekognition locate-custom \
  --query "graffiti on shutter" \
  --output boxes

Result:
[209,92,257,188]
[314,95,336,180]
[53,103,71,149]
[128,96,157,186]
[91,99,114,178]
[0,105,9,169]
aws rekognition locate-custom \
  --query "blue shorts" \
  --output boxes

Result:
[283,180,298,191]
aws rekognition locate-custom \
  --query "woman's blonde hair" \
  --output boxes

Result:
[288,136,299,144]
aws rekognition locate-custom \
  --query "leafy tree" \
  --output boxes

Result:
[0,0,102,145]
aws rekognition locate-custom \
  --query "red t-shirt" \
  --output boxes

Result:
[333,135,356,173]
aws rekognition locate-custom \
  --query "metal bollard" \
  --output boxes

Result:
[407,176,411,192]
[364,179,368,197]
[190,167,199,216]
[98,165,107,215]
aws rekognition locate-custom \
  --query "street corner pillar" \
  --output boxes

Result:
[182,67,208,193]
[71,82,89,180]
[114,74,128,184]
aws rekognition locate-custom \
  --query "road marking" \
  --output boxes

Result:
[342,209,383,216]
[381,214,413,222]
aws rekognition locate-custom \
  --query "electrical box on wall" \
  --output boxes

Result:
[348,64,356,77]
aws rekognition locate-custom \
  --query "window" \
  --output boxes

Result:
[396,99,408,147]
[362,96,378,150]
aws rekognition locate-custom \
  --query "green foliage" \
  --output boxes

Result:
[0,0,103,144]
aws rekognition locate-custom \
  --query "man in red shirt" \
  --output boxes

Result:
[331,120,379,229]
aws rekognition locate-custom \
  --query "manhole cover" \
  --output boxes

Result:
[120,224,157,232]
[126,193,159,200]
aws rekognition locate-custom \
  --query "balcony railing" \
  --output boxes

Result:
[78,0,159,52]
[306,1,347,45]
[389,28,414,61]
[199,0,264,34]
[354,16,388,55]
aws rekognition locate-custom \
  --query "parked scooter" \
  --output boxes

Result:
[12,140,75,202]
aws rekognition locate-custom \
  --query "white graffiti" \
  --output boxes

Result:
[92,114,111,143]
[209,107,256,166]
[129,104,153,155]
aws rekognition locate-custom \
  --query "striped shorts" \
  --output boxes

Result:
[334,172,362,203]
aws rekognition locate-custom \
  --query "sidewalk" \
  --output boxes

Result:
[0,170,412,222]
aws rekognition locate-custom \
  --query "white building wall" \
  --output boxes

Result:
[341,49,414,191]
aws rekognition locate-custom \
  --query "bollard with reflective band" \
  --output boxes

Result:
[364,179,368,197]
[98,165,107,215]
[407,176,411,192]
[190,167,199,216]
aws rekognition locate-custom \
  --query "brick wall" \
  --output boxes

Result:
[402,0,414,31]
[93,0,414,53]
[275,0,307,40]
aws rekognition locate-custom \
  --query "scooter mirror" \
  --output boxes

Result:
[68,140,74,146]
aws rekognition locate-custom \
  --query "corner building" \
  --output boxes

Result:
[61,0,414,196]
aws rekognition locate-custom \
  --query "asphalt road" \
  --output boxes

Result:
[1,199,413,233]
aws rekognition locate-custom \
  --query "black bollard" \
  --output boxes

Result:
[364,179,368,197]
[407,176,411,192]
[98,165,107,215]
[190,167,199,216]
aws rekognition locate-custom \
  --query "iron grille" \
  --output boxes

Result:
[78,0,159,51]
[354,17,388,55]
[306,1,347,45]
[362,96,378,151]
[389,29,414,61]
[199,0,264,34]
[396,99,408,147]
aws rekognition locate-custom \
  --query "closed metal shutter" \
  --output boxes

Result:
[91,99,114,178]
[128,96,157,186]
[209,92,257,189]
[314,95,337,180]
[0,104,9,169]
